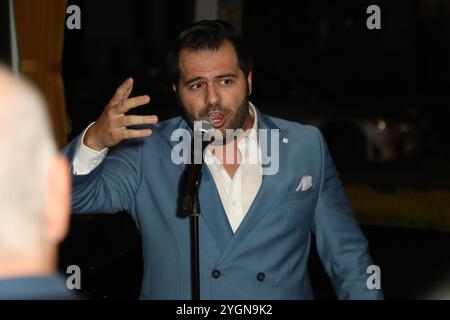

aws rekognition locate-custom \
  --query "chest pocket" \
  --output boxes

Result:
[286,188,315,201]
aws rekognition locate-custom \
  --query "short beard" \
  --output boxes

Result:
[221,94,250,132]
[180,93,250,139]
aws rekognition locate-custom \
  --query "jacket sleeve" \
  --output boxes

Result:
[312,129,384,300]
[61,134,143,216]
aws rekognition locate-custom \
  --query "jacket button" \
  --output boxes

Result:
[212,269,221,279]
[257,272,266,282]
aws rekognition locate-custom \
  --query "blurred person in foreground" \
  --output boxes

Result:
[0,65,75,299]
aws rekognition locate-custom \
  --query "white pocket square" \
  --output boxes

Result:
[295,175,313,192]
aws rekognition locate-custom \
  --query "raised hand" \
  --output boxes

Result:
[84,78,158,151]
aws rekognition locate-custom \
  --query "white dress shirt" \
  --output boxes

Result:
[72,103,263,233]
[203,104,262,232]
[72,122,108,175]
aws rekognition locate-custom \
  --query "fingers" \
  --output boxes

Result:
[115,115,159,128]
[106,78,157,144]
[123,84,133,101]
[126,129,153,139]
[110,77,134,104]
[118,95,151,113]
[116,128,153,140]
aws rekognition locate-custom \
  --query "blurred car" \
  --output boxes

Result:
[260,95,429,167]
[307,109,421,164]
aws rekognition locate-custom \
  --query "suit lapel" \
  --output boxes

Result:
[198,166,234,251]
[217,110,290,264]
[160,117,233,251]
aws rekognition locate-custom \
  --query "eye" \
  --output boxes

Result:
[219,79,233,85]
[190,83,203,90]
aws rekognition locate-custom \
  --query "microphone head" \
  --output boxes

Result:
[193,117,215,143]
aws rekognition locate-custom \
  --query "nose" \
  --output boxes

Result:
[205,84,220,106]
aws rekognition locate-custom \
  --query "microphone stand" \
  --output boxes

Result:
[190,175,202,301]
[179,140,210,300]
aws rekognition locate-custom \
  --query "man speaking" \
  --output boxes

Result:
[63,20,383,300]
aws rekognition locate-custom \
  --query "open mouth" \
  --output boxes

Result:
[207,111,226,128]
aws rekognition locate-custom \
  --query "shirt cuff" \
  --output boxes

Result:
[73,122,108,175]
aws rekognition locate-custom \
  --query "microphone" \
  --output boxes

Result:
[178,118,214,217]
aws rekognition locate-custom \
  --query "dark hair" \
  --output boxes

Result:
[167,20,253,86]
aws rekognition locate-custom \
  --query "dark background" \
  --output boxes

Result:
[5,0,450,299]
[62,0,450,150]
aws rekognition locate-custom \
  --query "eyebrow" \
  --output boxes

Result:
[184,73,238,86]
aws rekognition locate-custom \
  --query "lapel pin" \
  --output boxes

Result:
[282,138,289,144]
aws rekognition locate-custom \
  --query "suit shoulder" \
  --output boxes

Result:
[154,115,185,132]
[268,115,322,141]
[139,115,186,142]
[119,115,185,150]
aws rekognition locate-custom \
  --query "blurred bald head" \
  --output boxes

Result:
[0,65,70,278]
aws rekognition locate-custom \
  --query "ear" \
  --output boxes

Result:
[247,71,253,96]
[44,155,71,246]
[172,84,183,107]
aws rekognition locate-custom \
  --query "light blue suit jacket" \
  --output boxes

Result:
[62,107,383,300]
[0,274,78,300]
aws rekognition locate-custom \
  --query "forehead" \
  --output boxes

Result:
[178,41,240,79]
